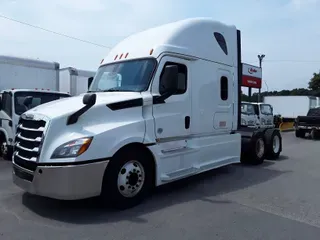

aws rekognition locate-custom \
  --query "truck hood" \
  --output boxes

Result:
[27,92,143,119]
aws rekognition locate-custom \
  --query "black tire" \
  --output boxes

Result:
[295,129,305,138]
[0,138,12,160]
[241,132,265,165]
[0,139,3,159]
[100,146,154,210]
[311,130,319,140]
[265,130,282,160]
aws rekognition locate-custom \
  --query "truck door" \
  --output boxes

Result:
[0,92,13,145]
[253,104,261,126]
[151,56,191,151]
[260,104,273,126]
[214,69,234,132]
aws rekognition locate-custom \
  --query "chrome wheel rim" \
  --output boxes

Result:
[273,135,280,153]
[256,138,265,158]
[117,160,145,198]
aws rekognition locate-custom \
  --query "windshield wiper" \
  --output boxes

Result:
[103,89,133,92]
[88,88,135,93]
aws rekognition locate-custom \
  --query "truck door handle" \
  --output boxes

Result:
[185,116,190,129]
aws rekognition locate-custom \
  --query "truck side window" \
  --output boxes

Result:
[220,76,228,100]
[2,93,12,117]
[214,32,228,55]
[159,62,187,95]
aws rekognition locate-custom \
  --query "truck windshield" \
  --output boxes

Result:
[241,103,255,115]
[88,58,156,92]
[307,107,320,116]
[260,104,273,115]
[14,91,70,115]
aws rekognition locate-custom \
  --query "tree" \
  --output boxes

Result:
[308,72,320,91]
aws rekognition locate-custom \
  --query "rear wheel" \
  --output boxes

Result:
[265,131,282,160]
[251,137,265,165]
[241,133,265,165]
[295,129,305,138]
[311,129,320,140]
[100,146,154,210]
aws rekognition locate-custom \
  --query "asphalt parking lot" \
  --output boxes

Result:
[1,132,320,240]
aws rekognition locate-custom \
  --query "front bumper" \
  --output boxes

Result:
[12,159,109,200]
[297,125,320,130]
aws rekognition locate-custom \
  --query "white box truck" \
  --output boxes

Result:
[12,18,283,209]
[241,102,274,128]
[263,95,319,119]
[0,55,60,91]
[59,67,96,96]
[0,89,70,160]
[0,56,71,160]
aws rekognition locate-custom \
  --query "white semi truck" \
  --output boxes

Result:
[59,67,96,96]
[12,18,283,209]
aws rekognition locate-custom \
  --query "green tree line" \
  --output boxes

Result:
[242,71,320,102]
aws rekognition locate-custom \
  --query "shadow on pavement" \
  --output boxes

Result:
[21,162,290,225]
[274,155,290,161]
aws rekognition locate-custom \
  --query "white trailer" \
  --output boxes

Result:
[263,96,318,119]
[0,55,60,91]
[12,18,283,210]
[59,67,95,96]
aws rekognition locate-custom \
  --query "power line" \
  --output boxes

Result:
[245,60,320,64]
[265,60,320,63]
[1,14,320,64]
[0,14,111,49]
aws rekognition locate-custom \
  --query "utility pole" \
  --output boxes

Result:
[257,54,265,102]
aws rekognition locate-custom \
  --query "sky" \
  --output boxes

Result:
[0,0,319,92]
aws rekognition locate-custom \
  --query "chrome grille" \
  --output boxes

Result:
[13,116,48,179]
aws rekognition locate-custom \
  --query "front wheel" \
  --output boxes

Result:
[100,147,154,209]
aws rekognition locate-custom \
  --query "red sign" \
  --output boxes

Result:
[242,76,262,88]
[242,63,262,89]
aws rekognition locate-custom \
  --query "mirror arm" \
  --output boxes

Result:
[154,89,177,103]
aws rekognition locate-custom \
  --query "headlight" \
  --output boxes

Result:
[241,118,247,125]
[51,137,93,159]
